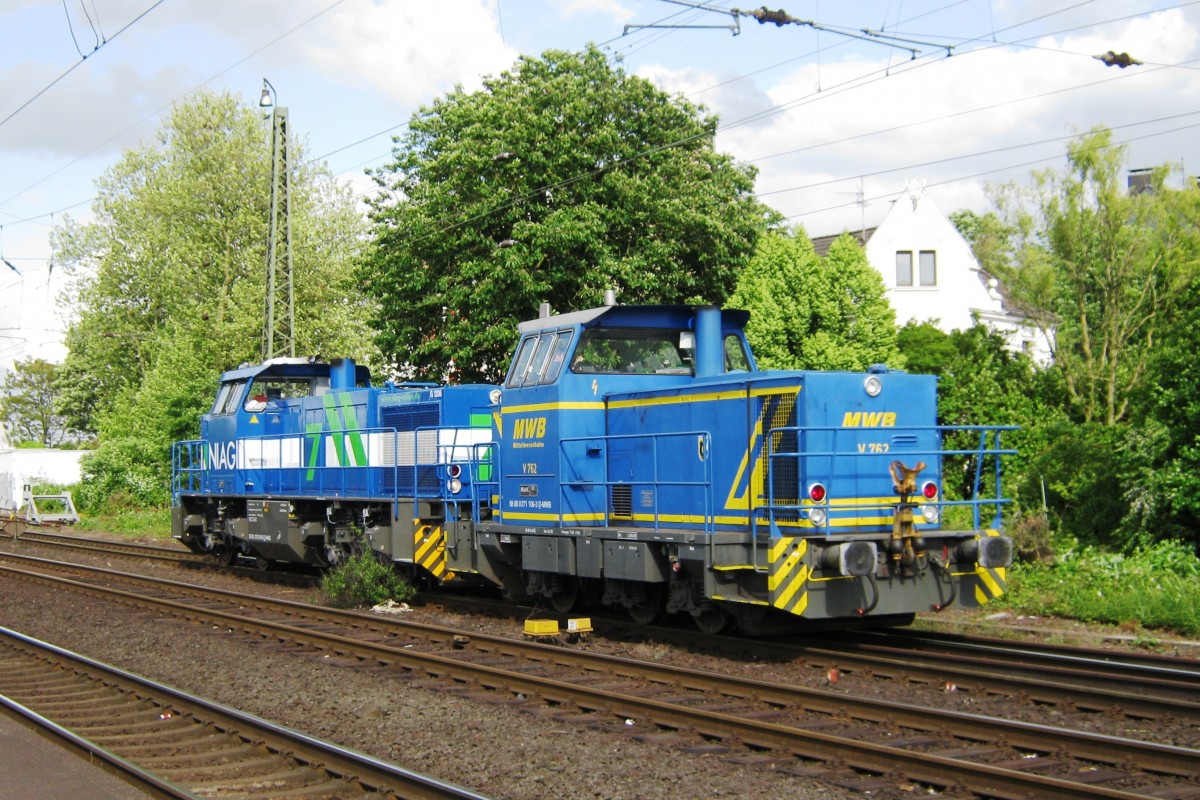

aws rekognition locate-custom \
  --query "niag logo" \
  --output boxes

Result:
[842,411,897,428]
[206,440,237,470]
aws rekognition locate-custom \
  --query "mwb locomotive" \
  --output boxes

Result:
[172,301,1015,633]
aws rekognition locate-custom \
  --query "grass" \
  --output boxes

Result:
[996,539,1200,638]
[75,507,172,539]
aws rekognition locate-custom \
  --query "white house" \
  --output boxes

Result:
[816,182,1052,364]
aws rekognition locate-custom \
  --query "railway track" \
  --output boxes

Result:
[0,625,490,800]
[2,552,1197,799]
[7,531,1200,717]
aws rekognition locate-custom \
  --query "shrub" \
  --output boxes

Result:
[998,539,1200,636]
[321,552,416,608]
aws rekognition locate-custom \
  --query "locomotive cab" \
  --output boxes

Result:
[484,302,1014,631]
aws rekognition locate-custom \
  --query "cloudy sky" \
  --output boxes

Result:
[1,0,1196,366]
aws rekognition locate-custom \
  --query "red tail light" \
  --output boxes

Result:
[922,481,938,499]
[809,483,827,503]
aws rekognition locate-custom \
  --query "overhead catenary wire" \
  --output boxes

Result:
[0,0,166,132]
[390,2,1194,247]
[2,2,1195,249]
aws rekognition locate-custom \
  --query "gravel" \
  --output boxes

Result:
[2,534,1197,799]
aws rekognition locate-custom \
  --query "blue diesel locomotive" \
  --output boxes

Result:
[172,302,1014,633]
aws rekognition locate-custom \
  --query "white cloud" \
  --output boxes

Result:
[307,1,519,108]
[559,0,635,21]
[629,6,1200,233]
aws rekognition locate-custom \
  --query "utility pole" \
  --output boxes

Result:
[259,79,294,361]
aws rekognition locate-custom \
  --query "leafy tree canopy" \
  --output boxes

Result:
[0,358,83,447]
[52,90,373,508]
[55,89,374,436]
[978,127,1200,425]
[362,48,776,382]
[730,229,903,371]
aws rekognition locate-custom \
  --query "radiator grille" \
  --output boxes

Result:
[610,484,633,517]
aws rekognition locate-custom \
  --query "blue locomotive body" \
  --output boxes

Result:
[173,302,1014,632]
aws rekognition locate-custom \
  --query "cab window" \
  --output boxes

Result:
[521,335,556,387]
[572,328,690,375]
[506,337,537,389]
[541,331,573,383]
[214,381,246,415]
[724,334,751,372]
[245,377,316,412]
[211,382,233,415]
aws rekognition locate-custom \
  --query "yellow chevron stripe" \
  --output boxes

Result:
[774,564,810,609]
[977,564,1002,598]
[414,528,439,562]
[789,588,809,615]
[768,549,805,591]
[768,537,791,562]
[413,524,453,581]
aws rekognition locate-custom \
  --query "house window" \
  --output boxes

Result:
[895,251,913,287]
[919,250,937,286]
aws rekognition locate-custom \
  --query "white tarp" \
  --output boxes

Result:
[0,446,91,511]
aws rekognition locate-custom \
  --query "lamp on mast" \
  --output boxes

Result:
[260,78,294,361]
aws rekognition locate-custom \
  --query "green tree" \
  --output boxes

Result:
[1127,267,1200,546]
[730,229,902,370]
[982,128,1195,425]
[897,322,1040,509]
[0,358,80,446]
[363,48,775,382]
[53,90,373,508]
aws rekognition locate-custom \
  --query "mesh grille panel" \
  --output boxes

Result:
[758,392,800,520]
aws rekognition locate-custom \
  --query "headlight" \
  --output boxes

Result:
[957,535,1014,568]
[864,375,882,397]
[488,388,502,405]
[921,505,939,523]
[448,478,463,494]
[819,541,878,577]
[808,507,827,526]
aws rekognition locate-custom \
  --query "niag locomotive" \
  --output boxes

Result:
[172,301,1015,633]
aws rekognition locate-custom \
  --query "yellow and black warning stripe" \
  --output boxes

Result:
[972,529,1007,604]
[414,523,456,582]
[768,537,809,616]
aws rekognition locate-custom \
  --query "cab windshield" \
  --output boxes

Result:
[571,328,691,375]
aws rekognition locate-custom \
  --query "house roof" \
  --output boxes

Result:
[810,227,876,257]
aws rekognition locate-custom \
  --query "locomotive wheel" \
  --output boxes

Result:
[549,578,580,613]
[626,584,663,625]
[692,603,729,635]
[216,548,235,567]
[253,554,271,571]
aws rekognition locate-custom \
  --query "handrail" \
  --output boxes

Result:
[557,431,714,537]
[761,423,1017,534]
